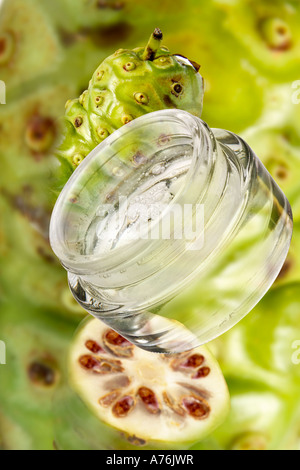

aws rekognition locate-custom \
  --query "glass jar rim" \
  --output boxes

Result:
[50,109,218,275]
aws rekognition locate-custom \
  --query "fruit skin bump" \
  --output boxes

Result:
[57,28,204,172]
[53,317,230,450]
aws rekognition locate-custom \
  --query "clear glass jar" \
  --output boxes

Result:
[50,110,293,353]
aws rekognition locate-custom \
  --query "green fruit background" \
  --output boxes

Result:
[0,0,300,450]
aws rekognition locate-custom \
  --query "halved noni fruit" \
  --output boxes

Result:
[68,317,230,448]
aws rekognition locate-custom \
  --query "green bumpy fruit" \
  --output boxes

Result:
[0,0,62,93]
[244,126,300,223]
[218,282,300,385]
[223,0,300,82]
[190,281,300,451]
[0,298,80,450]
[192,382,298,450]
[50,0,126,30]
[57,29,204,171]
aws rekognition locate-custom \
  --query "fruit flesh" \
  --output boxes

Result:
[68,317,230,446]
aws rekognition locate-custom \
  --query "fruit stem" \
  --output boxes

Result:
[142,28,163,61]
